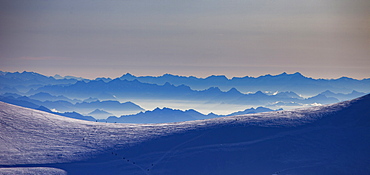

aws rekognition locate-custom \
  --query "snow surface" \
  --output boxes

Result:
[1,94,370,174]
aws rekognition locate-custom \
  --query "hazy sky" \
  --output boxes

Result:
[1,0,369,79]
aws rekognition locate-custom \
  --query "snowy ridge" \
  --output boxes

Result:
[0,94,369,174]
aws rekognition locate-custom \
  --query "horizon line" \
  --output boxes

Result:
[1,70,369,81]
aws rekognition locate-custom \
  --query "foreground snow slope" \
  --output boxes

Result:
[1,94,370,175]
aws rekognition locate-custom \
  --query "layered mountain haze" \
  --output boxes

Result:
[29,92,81,103]
[0,94,145,119]
[88,109,114,119]
[24,78,358,109]
[0,71,80,93]
[119,72,370,96]
[319,90,366,101]
[1,71,368,121]
[103,107,279,124]
[0,93,279,123]
[1,71,369,97]
[1,94,369,174]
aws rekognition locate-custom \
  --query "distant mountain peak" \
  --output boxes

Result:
[323,90,333,93]
[293,72,303,76]
[21,71,37,75]
[163,82,173,86]
[337,76,356,81]
[275,91,301,98]
[254,91,265,95]
[120,73,136,80]
[124,73,134,76]
[206,75,229,80]
[205,87,222,93]
[263,74,272,77]
[350,90,362,94]
[88,109,112,115]
[153,107,162,111]
[227,87,242,94]
[53,74,64,79]
[320,90,335,95]
[162,73,178,77]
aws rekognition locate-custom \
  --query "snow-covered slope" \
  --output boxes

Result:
[1,94,370,175]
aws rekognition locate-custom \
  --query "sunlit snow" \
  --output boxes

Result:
[1,94,369,174]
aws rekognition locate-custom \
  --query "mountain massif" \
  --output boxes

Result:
[1,71,369,97]
[119,72,370,95]
[1,71,368,122]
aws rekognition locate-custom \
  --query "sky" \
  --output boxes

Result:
[1,0,369,79]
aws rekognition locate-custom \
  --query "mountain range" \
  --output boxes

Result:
[27,79,357,106]
[0,93,279,123]
[0,94,144,117]
[104,106,278,124]
[1,71,369,97]
[1,71,367,119]
[0,71,79,93]
[119,72,370,95]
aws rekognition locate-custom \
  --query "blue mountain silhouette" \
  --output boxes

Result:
[227,107,281,116]
[0,94,144,114]
[1,71,368,107]
[28,79,348,106]
[88,109,113,115]
[0,71,80,93]
[2,71,369,97]
[105,107,279,123]
[106,107,217,123]
[319,90,365,101]
[119,72,370,95]
[29,92,80,103]
[0,95,96,121]
[0,94,278,123]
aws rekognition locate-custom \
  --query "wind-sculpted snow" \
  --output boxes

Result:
[0,94,369,174]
